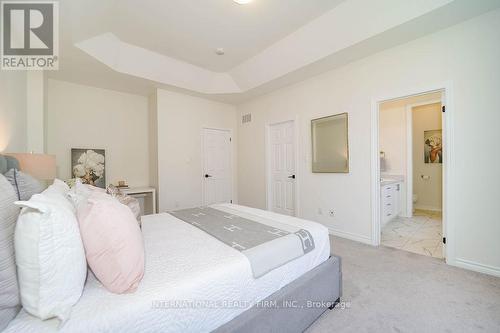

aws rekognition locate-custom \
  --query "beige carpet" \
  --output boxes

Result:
[307,236,500,333]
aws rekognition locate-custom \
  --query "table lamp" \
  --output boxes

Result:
[8,153,56,181]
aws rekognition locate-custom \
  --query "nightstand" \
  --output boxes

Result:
[119,187,156,215]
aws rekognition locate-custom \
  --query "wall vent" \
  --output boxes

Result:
[242,113,252,124]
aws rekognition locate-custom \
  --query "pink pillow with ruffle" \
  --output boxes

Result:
[77,191,144,294]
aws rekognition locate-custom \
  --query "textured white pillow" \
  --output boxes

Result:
[67,180,93,210]
[45,179,70,196]
[0,175,21,331]
[14,186,87,322]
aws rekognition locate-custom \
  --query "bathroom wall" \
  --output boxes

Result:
[379,104,407,175]
[379,102,409,217]
[412,103,442,211]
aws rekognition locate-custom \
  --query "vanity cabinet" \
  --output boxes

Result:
[381,182,402,226]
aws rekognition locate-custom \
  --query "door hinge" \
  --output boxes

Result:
[442,237,446,244]
[442,105,446,113]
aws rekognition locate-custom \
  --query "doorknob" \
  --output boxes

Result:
[205,174,212,178]
[288,175,296,179]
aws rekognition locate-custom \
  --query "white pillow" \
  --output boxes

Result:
[14,188,87,322]
[67,180,93,210]
[45,179,70,196]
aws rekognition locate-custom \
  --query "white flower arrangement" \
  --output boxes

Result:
[72,150,105,186]
[427,135,442,149]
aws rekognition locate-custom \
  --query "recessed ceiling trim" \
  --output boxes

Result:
[75,0,481,96]
[233,0,253,4]
[76,33,241,94]
[229,0,454,91]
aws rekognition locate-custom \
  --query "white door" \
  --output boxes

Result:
[269,121,296,216]
[202,128,232,206]
[440,92,446,259]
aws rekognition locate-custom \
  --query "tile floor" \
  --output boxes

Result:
[381,209,444,258]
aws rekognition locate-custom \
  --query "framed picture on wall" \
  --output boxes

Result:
[424,130,442,164]
[71,148,106,188]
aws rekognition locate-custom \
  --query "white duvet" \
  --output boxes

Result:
[5,204,330,333]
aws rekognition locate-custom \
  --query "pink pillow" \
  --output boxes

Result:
[77,192,144,294]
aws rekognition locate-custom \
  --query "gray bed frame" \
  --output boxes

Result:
[214,255,342,333]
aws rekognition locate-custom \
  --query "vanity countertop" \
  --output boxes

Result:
[380,175,404,186]
[381,179,401,186]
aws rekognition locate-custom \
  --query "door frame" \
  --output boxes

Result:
[404,99,442,218]
[371,81,455,264]
[201,126,234,206]
[265,117,300,217]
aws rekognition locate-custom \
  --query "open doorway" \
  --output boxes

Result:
[372,88,450,260]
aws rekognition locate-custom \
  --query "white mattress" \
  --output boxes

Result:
[5,204,330,333]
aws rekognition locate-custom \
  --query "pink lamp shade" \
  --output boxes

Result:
[8,153,56,180]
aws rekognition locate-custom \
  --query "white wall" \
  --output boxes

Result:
[379,103,409,216]
[413,103,442,211]
[148,92,159,209]
[47,79,150,187]
[237,9,500,275]
[26,71,45,153]
[0,71,27,153]
[379,105,407,175]
[155,89,237,212]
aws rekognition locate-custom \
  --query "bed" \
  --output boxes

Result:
[1,158,341,333]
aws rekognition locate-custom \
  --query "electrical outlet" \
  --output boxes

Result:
[329,209,335,217]
[318,208,323,215]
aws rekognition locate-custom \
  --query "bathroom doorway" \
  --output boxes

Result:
[371,87,450,261]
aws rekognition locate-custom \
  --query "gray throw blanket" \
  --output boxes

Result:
[170,207,315,278]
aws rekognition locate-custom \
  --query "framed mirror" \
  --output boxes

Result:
[311,113,349,173]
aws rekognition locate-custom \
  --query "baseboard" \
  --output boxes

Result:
[454,258,500,277]
[328,228,373,245]
[414,205,442,212]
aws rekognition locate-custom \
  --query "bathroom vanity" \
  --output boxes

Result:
[381,178,403,226]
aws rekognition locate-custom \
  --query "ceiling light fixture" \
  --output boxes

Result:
[233,0,252,4]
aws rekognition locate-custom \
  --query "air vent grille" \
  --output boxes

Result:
[242,113,252,124]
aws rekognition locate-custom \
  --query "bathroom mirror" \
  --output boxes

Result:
[311,112,349,173]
